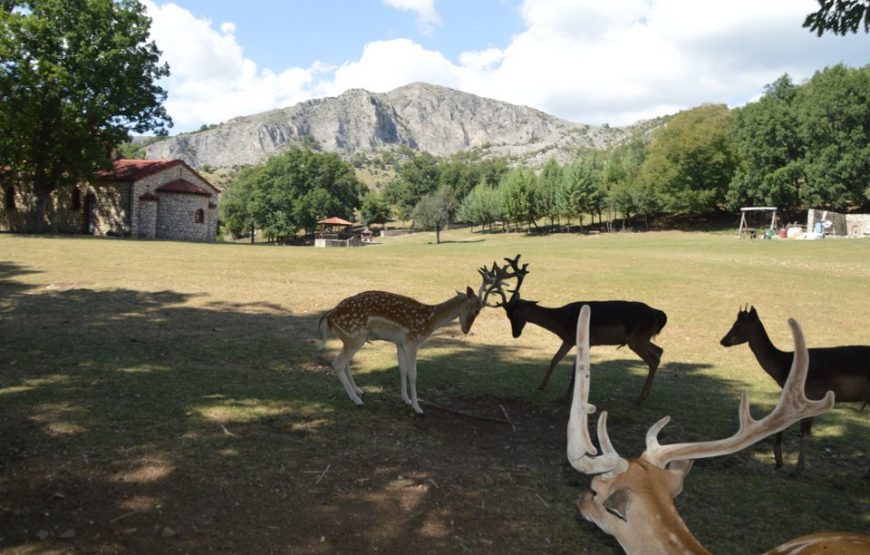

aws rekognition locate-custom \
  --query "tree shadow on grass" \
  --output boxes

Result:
[0,262,866,554]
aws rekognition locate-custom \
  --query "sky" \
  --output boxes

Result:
[141,0,868,134]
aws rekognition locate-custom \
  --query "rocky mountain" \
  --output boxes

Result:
[145,82,664,169]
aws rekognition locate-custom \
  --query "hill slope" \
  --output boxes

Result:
[145,82,663,168]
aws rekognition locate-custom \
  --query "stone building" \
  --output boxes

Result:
[1,159,220,242]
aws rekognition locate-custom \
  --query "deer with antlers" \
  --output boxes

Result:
[720,305,870,474]
[490,254,667,404]
[318,265,507,414]
[568,304,869,554]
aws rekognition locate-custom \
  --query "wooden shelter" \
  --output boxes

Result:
[315,216,361,248]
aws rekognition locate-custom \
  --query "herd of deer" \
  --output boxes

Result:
[318,254,869,554]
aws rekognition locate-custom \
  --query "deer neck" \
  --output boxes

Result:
[747,322,792,385]
[514,301,565,336]
[427,294,468,334]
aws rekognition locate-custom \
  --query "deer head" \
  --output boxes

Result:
[719,305,760,346]
[568,305,835,555]
[486,254,531,337]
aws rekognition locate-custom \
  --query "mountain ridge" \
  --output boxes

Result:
[144,82,665,169]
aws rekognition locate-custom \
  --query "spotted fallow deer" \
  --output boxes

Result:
[318,265,507,414]
[567,304,869,554]
[720,305,870,473]
[491,255,667,404]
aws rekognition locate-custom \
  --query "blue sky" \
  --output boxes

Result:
[142,1,868,134]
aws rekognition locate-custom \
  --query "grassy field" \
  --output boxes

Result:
[0,229,867,554]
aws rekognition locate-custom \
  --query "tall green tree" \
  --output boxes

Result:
[797,64,870,209]
[537,158,562,227]
[221,148,364,242]
[641,104,736,214]
[0,0,172,231]
[728,75,805,211]
[412,185,455,244]
[558,157,600,229]
[360,190,390,229]
[458,179,503,231]
[500,167,538,231]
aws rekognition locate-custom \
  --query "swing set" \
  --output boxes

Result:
[737,206,777,239]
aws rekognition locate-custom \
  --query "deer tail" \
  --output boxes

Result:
[654,310,668,337]
[317,311,332,351]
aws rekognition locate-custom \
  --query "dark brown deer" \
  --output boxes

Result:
[720,305,870,473]
[568,304,869,554]
[491,255,667,404]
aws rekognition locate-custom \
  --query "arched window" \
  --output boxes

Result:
[194,208,205,223]
[72,188,82,210]
[4,186,15,210]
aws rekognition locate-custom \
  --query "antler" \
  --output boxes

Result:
[477,261,512,307]
[567,305,629,475]
[641,317,835,469]
[501,254,530,298]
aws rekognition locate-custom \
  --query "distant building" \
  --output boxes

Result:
[0,159,220,242]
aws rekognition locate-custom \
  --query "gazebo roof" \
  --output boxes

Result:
[318,216,354,226]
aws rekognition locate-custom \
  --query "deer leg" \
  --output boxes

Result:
[538,341,573,391]
[629,340,661,405]
[773,430,784,468]
[397,343,411,406]
[404,342,423,415]
[333,338,365,406]
[795,417,813,474]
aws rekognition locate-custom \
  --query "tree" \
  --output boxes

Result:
[641,104,736,214]
[500,167,538,231]
[728,75,805,212]
[220,148,365,242]
[804,0,870,35]
[537,158,562,227]
[797,64,870,209]
[558,157,600,230]
[0,0,172,232]
[458,179,503,231]
[412,185,455,244]
[360,191,390,229]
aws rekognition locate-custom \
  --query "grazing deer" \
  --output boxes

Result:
[720,306,870,473]
[568,305,869,554]
[491,255,667,404]
[318,266,505,414]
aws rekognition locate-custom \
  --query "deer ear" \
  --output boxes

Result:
[466,286,475,298]
[664,460,693,496]
[602,488,632,522]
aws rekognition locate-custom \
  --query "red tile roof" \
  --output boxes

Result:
[156,179,212,196]
[94,159,184,181]
[318,216,354,226]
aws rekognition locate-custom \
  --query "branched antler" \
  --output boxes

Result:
[478,261,512,307]
[567,305,629,475]
[641,317,835,468]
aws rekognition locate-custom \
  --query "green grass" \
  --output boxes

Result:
[0,229,867,554]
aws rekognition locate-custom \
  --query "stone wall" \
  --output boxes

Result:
[845,214,870,237]
[0,161,219,242]
[156,193,212,241]
[0,182,129,235]
[131,165,219,241]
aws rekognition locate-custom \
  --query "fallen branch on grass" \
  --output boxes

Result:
[419,400,513,426]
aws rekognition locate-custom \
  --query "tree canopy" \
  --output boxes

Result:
[0,0,172,231]
[219,148,365,242]
[804,0,870,35]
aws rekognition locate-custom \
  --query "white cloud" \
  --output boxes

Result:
[382,0,441,33]
[328,39,462,95]
[143,1,326,131]
[145,0,868,133]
